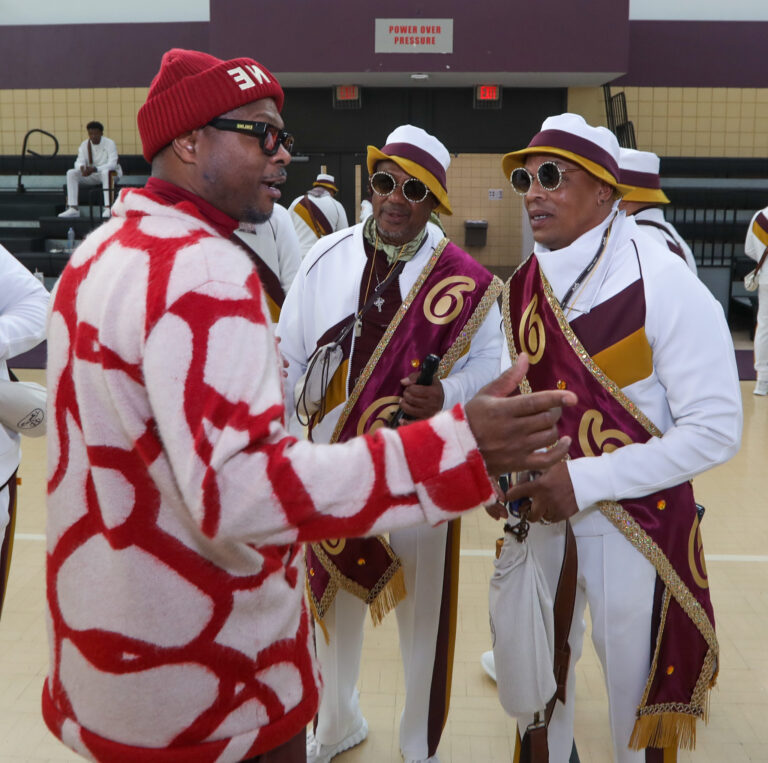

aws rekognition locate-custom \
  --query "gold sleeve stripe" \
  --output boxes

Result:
[591,327,653,389]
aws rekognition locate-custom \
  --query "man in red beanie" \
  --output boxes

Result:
[41,48,576,763]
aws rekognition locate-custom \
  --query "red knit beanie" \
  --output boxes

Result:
[137,48,284,162]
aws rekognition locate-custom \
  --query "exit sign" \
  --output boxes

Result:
[473,84,502,110]
[333,85,362,109]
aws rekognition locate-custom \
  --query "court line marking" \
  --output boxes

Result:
[459,548,768,563]
[15,535,768,564]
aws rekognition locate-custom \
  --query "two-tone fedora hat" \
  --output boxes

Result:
[618,148,670,204]
[313,173,338,193]
[501,113,632,195]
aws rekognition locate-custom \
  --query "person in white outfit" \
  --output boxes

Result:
[278,125,504,763]
[288,172,349,257]
[0,244,48,619]
[495,113,742,762]
[618,147,697,274]
[744,207,768,395]
[233,203,302,321]
[58,121,120,219]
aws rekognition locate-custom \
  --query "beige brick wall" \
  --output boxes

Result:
[616,86,768,156]
[441,153,525,275]
[3,84,767,271]
[0,87,147,156]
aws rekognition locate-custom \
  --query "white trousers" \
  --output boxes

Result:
[66,168,111,207]
[314,521,450,760]
[516,522,657,763]
[755,284,768,380]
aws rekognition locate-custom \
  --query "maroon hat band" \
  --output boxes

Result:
[528,129,620,181]
[619,168,661,189]
[380,141,447,190]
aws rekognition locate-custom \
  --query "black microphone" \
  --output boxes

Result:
[389,353,441,428]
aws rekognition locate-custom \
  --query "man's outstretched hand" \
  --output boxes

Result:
[464,354,576,477]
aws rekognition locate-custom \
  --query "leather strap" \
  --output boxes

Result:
[755,245,768,276]
[519,520,578,763]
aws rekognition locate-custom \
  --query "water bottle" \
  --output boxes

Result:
[67,227,75,254]
[33,269,45,285]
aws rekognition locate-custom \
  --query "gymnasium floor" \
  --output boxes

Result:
[1,349,766,762]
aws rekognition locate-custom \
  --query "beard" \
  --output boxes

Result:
[240,206,273,225]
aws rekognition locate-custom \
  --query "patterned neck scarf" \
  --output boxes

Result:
[363,215,428,265]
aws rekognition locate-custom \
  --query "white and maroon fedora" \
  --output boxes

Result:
[618,147,670,204]
[501,113,631,194]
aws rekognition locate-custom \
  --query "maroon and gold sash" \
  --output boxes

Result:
[294,195,333,238]
[504,256,717,752]
[231,234,285,322]
[307,240,502,631]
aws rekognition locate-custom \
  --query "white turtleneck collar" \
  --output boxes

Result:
[533,202,626,316]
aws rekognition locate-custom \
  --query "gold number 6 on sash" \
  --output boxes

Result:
[357,396,401,435]
[518,295,546,364]
[423,276,476,325]
[578,409,633,457]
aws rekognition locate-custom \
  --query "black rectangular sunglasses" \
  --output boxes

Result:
[207,118,295,156]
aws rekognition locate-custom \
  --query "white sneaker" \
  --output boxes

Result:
[306,716,368,763]
[754,380,768,396]
[101,207,111,218]
[481,650,496,682]
[404,756,440,763]
[58,207,79,218]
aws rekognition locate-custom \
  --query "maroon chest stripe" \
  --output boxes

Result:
[568,278,645,357]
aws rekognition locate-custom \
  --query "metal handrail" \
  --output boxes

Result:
[17,129,59,193]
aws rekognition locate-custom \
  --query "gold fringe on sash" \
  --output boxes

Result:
[369,566,407,626]
[629,711,699,751]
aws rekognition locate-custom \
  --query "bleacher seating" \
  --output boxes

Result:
[0,153,149,276]
[659,157,768,325]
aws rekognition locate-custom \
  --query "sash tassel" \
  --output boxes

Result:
[306,562,406,636]
[629,709,700,751]
[369,565,407,626]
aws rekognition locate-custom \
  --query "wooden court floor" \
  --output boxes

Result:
[1,366,766,762]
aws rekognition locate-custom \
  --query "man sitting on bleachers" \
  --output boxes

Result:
[58,121,120,219]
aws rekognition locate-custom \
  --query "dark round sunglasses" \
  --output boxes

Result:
[370,171,430,203]
[207,118,294,156]
[510,161,583,195]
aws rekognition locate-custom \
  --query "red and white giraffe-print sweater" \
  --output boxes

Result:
[42,180,495,762]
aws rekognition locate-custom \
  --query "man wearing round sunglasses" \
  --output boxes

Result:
[288,172,349,258]
[278,125,504,763]
[495,113,741,761]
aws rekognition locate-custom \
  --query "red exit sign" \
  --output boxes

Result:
[476,84,500,101]
[335,85,360,101]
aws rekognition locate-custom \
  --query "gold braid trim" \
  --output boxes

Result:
[310,538,406,627]
[501,276,532,395]
[437,275,504,379]
[306,574,331,644]
[642,587,672,707]
[330,237,450,444]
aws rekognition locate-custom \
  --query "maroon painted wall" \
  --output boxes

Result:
[0,0,628,89]
[615,21,768,87]
[1,3,766,90]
